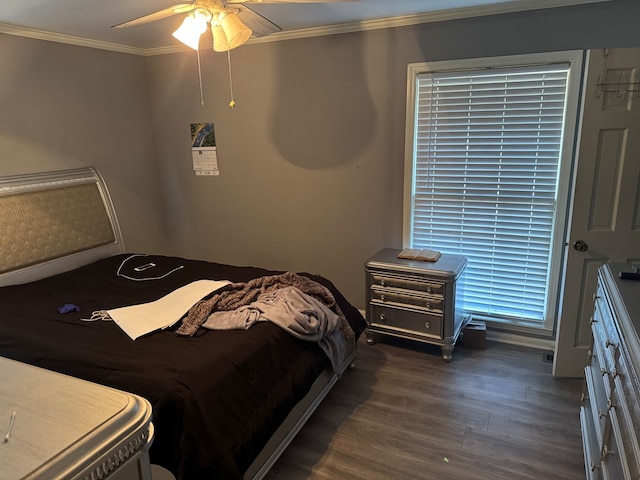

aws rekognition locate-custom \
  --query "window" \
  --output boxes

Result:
[403,52,583,333]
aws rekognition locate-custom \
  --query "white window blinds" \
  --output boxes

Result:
[408,63,571,323]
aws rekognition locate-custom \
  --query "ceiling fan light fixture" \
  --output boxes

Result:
[220,12,252,50]
[211,24,230,52]
[172,11,209,50]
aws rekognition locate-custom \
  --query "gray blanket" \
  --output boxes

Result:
[202,286,346,372]
[177,271,354,341]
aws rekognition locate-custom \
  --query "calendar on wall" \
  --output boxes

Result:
[190,123,219,176]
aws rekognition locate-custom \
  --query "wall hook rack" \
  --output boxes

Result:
[594,48,640,98]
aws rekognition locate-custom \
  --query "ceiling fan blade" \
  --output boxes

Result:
[111,3,196,29]
[236,5,282,38]
[228,0,358,3]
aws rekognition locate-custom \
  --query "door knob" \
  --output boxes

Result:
[573,240,589,252]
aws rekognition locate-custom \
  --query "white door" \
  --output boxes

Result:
[553,48,640,377]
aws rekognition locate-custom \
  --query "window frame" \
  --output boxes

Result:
[402,51,584,334]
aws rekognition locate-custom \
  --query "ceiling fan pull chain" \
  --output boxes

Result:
[197,49,205,106]
[227,50,236,108]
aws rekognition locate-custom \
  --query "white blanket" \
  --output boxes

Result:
[108,280,230,340]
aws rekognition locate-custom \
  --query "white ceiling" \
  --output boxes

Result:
[0,0,609,54]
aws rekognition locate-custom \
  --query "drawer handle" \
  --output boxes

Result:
[605,339,617,349]
[606,399,617,412]
[424,321,431,329]
[592,293,600,302]
[590,461,600,472]
[598,409,607,419]
[601,444,616,459]
[381,295,386,302]
[590,316,597,324]
[380,279,386,287]
[586,350,595,360]
[601,368,610,377]
[379,313,386,322]
[580,392,587,404]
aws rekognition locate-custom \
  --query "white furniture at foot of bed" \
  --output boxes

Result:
[0,356,153,480]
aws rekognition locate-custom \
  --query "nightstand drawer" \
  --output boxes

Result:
[369,304,443,339]
[370,273,444,296]
[370,285,443,313]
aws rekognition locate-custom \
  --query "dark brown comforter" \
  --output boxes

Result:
[0,254,366,479]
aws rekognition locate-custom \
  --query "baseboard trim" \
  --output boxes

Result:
[486,330,555,351]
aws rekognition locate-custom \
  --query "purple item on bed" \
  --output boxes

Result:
[58,303,80,314]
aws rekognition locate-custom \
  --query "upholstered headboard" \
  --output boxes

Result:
[0,167,123,286]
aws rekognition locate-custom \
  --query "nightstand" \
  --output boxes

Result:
[364,248,467,361]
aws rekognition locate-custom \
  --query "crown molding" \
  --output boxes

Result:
[0,0,610,57]
[244,0,610,45]
[0,22,146,55]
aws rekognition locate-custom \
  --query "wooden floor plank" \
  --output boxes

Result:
[265,337,585,480]
[488,411,582,450]
[462,426,585,479]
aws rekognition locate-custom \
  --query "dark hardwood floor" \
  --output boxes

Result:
[266,335,585,480]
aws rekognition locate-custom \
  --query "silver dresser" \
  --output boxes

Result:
[0,356,153,480]
[581,263,640,479]
[364,248,467,361]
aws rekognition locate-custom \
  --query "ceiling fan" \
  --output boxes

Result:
[112,0,359,52]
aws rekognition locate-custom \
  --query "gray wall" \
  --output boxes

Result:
[1,1,639,309]
[0,35,167,253]
[147,0,640,309]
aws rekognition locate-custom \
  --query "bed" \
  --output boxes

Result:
[0,167,367,480]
